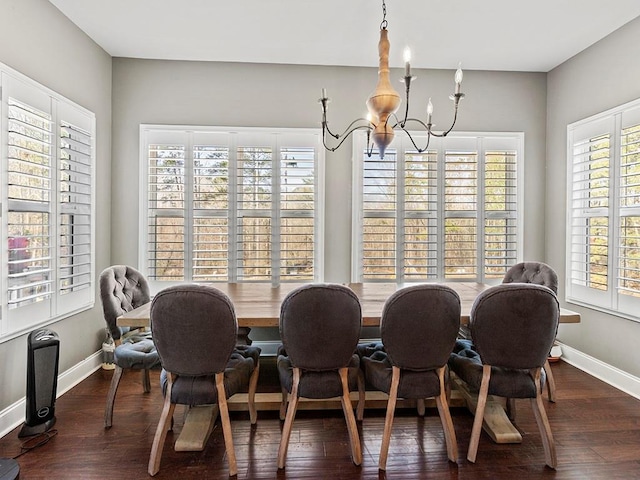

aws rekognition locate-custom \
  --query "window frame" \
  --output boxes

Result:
[139,125,325,291]
[0,62,96,342]
[351,130,524,283]
[566,97,640,322]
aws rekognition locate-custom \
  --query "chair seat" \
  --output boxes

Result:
[449,341,546,399]
[161,346,261,405]
[277,351,360,399]
[114,338,160,369]
[361,350,441,399]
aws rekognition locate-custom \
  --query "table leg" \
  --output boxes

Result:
[453,376,522,444]
[174,405,219,452]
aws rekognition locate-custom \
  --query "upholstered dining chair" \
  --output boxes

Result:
[449,283,559,468]
[99,265,161,428]
[503,261,559,402]
[357,284,460,470]
[277,284,363,470]
[147,284,261,477]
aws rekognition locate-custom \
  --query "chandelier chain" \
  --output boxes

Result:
[380,0,388,30]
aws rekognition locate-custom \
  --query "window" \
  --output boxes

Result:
[1,65,95,340]
[567,98,640,320]
[352,132,522,282]
[140,126,323,287]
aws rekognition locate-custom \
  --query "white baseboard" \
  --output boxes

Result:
[555,341,640,400]
[0,350,102,439]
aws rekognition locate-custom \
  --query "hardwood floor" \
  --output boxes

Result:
[1,360,640,479]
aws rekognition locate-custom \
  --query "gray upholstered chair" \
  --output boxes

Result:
[449,283,559,468]
[503,261,559,402]
[357,284,460,470]
[277,284,363,469]
[99,265,161,428]
[147,284,261,477]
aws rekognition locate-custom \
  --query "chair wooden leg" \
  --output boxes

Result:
[530,368,557,469]
[356,369,365,421]
[445,365,452,405]
[104,365,124,428]
[544,359,556,402]
[379,366,400,471]
[216,372,238,477]
[416,398,426,416]
[506,397,516,422]
[467,364,491,463]
[279,385,288,421]
[278,367,300,469]
[248,360,260,425]
[148,373,176,476]
[339,367,362,466]
[435,367,458,463]
[142,368,151,393]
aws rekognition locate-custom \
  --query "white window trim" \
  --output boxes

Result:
[138,125,325,292]
[566,96,640,323]
[0,62,96,343]
[351,130,524,283]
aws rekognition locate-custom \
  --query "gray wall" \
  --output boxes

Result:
[547,16,640,377]
[0,0,112,410]
[112,59,547,343]
[112,59,548,276]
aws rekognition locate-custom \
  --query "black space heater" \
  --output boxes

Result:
[18,329,60,438]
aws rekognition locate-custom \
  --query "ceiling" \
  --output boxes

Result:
[48,0,640,72]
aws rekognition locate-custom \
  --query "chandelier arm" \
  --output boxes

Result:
[426,100,461,138]
[396,122,432,153]
[323,117,372,141]
[322,123,373,152]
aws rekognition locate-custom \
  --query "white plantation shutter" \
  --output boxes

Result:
[403,150,438,279]
[444,150,478,279]
[7,97,54,309]
[59,120,92,295]
[484,147,518,279]
[147,138,187,281]
[361,150,397,280]
[193,143,229,282]
[618,123,640,300]
[141,127,322,287]
[280,146,315,281]
[1,66,96,338]
[236,145,273,281]
[353,132,522,283]
[567,100,640,319]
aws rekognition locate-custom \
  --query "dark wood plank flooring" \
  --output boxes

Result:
[1,360,640,479]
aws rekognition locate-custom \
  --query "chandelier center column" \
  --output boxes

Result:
[366,28,401,158]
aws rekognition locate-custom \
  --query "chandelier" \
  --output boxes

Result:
[319,0,465,159]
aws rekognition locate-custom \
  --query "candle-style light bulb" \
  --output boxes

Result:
[322,88,327,99]
[455,63,463,94]
[427,98,433,124]
[367,113,373,124]
[403,47,411,77]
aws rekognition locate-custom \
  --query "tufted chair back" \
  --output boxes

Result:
[151,284,237,376]
[147,284,261,477]
[450,282,560,468]
[502,261,558,294]
[279,284,362,371]
[381,284,460,371]
[99,265,150,340]
[471,283,559,370]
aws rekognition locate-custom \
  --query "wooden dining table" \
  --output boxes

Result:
[117,281,581,329]
[117,282,580,452]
